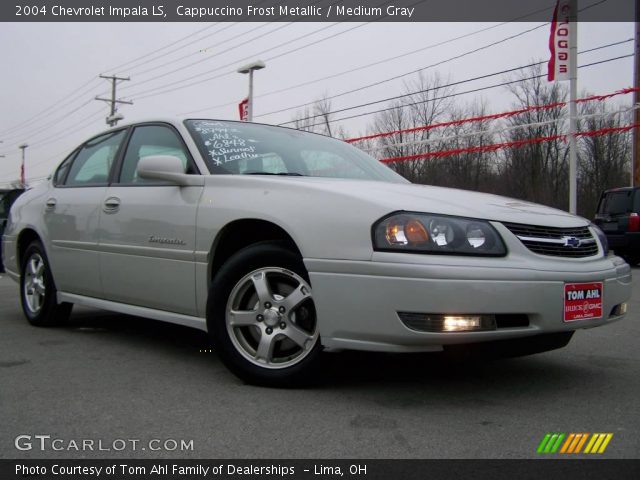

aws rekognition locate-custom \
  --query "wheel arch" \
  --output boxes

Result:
[16,228,43,269]
[208,218,303,284]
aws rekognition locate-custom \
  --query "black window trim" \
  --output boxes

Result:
[110,121,200,187]
[52,148,79,188]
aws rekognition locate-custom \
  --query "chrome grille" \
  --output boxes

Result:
[503,222,599,258]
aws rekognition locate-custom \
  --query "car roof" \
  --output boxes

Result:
[93,117,335,140]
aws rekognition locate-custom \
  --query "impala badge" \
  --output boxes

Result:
[148,235,186,246]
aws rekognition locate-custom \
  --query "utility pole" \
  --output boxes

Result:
[18,144,28,188]
[633,3,640,187]
[95,74,133,127]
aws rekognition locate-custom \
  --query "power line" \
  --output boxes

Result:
[179,18,551,116]
[120,23,296,93]
[128,23,274,78]
[277,40,634,126]
[106,23,223,73]
[127,22,350,100]
[0,20,264,139]
[119,0,298,81]
[128,0,415,100]
[261,23,551,120]
[299,53,634,129]
[0,77,101,138]
[257,0,613,121]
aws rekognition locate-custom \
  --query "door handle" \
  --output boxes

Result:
[45,198,57,210]
[103,197,121,213]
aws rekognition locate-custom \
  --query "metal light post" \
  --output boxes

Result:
[237,60,266,122]
[19,143,28,188]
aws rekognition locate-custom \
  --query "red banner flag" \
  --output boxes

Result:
[238,97,249,121]
[548,0,572,82]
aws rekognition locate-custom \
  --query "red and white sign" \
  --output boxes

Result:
[547,0,573,82]
[564,282,603,322]
[238,97,249,121]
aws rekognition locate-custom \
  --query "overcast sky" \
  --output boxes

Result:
[0,20,634,185]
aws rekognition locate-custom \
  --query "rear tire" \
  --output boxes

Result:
[207,242,322,387]
[20,240,72,326]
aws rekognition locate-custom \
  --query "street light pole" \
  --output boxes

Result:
[19,143,28,188]
[237,60,266,122]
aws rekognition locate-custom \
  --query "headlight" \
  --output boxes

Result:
[590,224,609,255]
[373,212,506,256]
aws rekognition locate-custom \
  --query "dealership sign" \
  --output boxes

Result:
[238,97,249,121]
[547,0,573,82]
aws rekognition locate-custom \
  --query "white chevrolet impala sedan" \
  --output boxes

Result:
[1,119,632,386]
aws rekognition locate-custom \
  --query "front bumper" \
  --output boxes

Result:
[306,254,632,353]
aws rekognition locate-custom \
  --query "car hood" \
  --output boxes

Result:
[250,177,589,228]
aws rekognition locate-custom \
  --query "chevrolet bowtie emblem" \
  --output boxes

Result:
[562,236,581,248]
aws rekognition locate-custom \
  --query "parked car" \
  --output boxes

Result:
[594,187,639,266]
[0,188,25,272]
[1,119,632,386]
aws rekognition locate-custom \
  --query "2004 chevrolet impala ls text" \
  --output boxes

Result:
[1,119,632,386]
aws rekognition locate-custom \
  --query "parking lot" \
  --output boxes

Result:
[1,269,638,459]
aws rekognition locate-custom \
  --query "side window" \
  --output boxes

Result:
[119,125,193,184]
[52,150,76,187]
[65,130,126,187]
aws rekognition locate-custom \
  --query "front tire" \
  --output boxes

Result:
[20,240,72,326]
[208,242,322,387]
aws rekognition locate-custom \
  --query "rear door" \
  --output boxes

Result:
[43,129,127,297]
[98,123,203,316]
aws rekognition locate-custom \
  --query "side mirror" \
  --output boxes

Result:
[137,155,204,186]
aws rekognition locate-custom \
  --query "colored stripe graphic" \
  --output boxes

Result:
[584,433,614,454]
[537,433,565,453]
[560,433,575,453]
[539,433,613,454]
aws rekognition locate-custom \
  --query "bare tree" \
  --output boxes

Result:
[291,93,346,138]
[499,64,569,208]
[577,99,632,217]
[434,99,498,192]
[370,72,454,183]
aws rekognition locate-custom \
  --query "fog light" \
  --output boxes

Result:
[443,316,482,331]
[398,312,496,332]
[610,302,628,317]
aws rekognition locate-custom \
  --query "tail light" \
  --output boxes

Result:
[630,213,640,232]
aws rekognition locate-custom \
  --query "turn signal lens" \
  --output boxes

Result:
[385,218,429,245]
[405,219,429,244]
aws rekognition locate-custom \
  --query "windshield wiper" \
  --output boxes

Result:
[243,172,305,176]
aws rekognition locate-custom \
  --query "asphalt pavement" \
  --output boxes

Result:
[0,269,638,459]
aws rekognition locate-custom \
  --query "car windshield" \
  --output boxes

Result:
[185,119,406,183]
